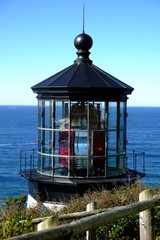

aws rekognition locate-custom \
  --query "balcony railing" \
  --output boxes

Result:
[126,149,145,175]
[20,149,37,179]
[20,149,145,180]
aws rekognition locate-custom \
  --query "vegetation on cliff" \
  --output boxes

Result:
[0,181,160,239]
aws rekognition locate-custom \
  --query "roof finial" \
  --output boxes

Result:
[83,3,85,33]
[74,32,93,64]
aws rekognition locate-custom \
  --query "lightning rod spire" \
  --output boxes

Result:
[83,3,85,33]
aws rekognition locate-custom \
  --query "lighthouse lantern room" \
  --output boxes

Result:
[20,32,145,204]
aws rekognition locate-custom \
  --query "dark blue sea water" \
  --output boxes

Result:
[127,107,160,187]
[0,106,37,201]
[0,106,160,201]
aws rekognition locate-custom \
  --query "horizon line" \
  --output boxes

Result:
[0,104,160,108]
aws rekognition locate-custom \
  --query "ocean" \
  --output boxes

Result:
[0,106,160,201]
[0,106,37,201]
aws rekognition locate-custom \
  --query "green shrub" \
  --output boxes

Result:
[63,181,160,239]
[0,194,52,239]
[0,181,160,239]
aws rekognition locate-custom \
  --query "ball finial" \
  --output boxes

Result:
[74,33,93,64]
[74,33,93,51]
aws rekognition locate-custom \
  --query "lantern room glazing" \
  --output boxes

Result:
[37,99,127,178]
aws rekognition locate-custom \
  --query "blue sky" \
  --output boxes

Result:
[0,0,160,106]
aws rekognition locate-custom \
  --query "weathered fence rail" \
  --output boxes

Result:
[6,190,160,240]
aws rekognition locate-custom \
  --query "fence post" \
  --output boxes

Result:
[139,189,154,240]
[37,215,59,231]
[86,202,97,240]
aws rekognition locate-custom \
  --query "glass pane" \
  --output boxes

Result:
[107,130,117,168]
[108,130,117,156]
[54,130,59,155]
[89,157,105,177]
[42,155,52,175]
[60,102,69,129]
[74,131,88,156]
[119,129,126,173]
[71,157,87,177]
[59,131,69,156]
[107,156,117,168]
[92,131,105,156]
[55,101,69,129]
[106,156,118,175]
[41,130,52,154]
[89,102,105,129]
[71,102,88,129]
[44,101,52,128]
[38,129,41,152]
[119,130,125,154]
[54,156,68,176]
[55,102,62,129]
[120,102,126,129]
[54,130,69,157]
[108,102,117,129]
[38,100,43,128]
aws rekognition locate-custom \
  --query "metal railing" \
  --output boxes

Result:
[20,149,145,179]
[20,149,37,178]
[126,149,145,174]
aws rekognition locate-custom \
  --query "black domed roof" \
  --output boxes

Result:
[32,63,134,101]
[32,32,134,101]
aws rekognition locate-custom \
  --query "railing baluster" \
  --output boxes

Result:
[20,150,22,172]
[25,152,27,175]
[32,149,35,169]
[135,152,137,171]
[143,152,145,174]
[20,148,145,179]
[30,154,33,178]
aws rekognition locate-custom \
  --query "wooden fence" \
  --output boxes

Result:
[6,189,160,240]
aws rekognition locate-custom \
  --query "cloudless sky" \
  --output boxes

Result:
[0,0,160,106]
